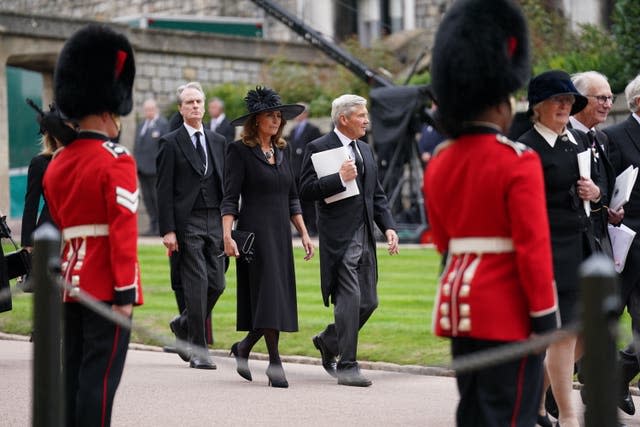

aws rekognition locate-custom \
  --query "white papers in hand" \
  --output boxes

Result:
[610,165,638,211]
[311,146,360,203]
[577,149,591,217]
[608,223,636,273]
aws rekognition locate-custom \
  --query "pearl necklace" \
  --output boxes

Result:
[263,148,274,160]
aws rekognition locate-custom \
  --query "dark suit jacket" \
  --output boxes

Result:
[156,125,225,235]
[134,116,169,175]
[207,117,236,145]
[603,115,640,301]
[287,121,322,178]
[299,131,395,306]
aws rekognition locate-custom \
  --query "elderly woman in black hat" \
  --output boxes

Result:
[221,86,314,388]
[518,70,601,427]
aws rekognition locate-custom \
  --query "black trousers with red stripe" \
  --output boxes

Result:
[452,337,544,427]
[63,302,131,427]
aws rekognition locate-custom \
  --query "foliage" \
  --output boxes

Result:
[520,0,627,93]
[260,36,403,116]
[611,0,640,89]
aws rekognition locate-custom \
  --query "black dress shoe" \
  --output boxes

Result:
[536,413,553,427]
[169,316,190,362]
[337,366,372,387]
[312,335,337,378]
[619,389,635,415]
[189,355,216,370]
[230,342,252,381]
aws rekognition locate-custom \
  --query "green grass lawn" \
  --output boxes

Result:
[0,244,633,367]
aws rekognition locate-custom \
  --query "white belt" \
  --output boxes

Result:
[62,224,109,240]
[449,237,514,255]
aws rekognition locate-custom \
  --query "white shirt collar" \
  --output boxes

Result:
[333,128,354,147]
[183,122,204,140]
[569,116,593,133]
[534,122,577,147]
[632,112,640,126]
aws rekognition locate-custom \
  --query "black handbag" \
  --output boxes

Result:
[219,229,256,270]
[233,230,255,261]
[1,214,33,291]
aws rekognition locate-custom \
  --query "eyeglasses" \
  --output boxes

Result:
[586,95,616,105]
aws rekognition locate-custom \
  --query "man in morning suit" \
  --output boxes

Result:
[288,103,322,236]
[603,73,640,413]
[157,81,226,369]
[134,98,169,236]
[207,97,235,144]
[299,94,399,387]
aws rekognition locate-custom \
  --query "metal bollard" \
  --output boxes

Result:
[580,253,620,427]
[31,224,63,427]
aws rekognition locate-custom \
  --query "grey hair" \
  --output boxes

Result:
[177,81,205,105]
[209,97,224,108]
[331,94,367,126]
[625,74,640,113]
[571,71,609,95]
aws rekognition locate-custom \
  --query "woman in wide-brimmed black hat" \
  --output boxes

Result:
[518,70,600,427]
[221,86,314,388]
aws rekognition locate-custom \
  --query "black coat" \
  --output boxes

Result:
[299,132,396,306]
[21,154,55,246]
[220,141,301,331]
[603,115,640,301]
[156,126,225,235]
[518,127,593,293]
[207,117,236,146]
[287,121,322,178]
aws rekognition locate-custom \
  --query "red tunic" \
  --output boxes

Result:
[43,135,143,306]
[424,132,557,341]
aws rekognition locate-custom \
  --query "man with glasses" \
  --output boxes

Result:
[604,73,640,419]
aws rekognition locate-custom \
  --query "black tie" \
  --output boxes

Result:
[350,140,363,176]
[587,130,599,163]
[194,131,206,172]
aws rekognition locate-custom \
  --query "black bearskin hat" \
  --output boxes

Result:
[230,86,304,126]
[431,0,530,136]
[54,24,135,120]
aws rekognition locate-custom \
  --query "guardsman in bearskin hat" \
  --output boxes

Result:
[43,24,143,426]
[423,0,559,425]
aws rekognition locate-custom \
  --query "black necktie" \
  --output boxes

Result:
[587,130,599,163]
[194,131,206,172]
[350,140,363,176]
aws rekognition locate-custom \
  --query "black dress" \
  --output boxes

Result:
[221,141,302,331]
[519,128,593,324]
[21,154,55,246]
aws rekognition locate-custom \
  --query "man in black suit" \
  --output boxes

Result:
[604,73,640,411]
[299,94,399,387]
[206,97,235,144]
[157,81,226,369]
[134,98,169,236]
[288,103,322,235]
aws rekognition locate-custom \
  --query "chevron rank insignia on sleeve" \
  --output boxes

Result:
[102,141,130,158]
[116,186,139,213]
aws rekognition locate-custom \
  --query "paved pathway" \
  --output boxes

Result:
[2,336,640,426]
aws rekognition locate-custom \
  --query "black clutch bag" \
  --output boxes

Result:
[232,230,255,263]
[5,248,31,280]
[219,230,256,269]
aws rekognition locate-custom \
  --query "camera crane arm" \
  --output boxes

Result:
[250,0,394,88]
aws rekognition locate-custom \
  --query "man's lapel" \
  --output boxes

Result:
[176,127,203,175]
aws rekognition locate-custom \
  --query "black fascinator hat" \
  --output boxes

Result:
[431,0,530,136]
[25,99,78,146]
[230,86,304,126]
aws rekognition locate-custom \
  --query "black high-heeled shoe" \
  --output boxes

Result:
[266,363,289,388]
[536,412,553,427]
[229,342,252,381]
